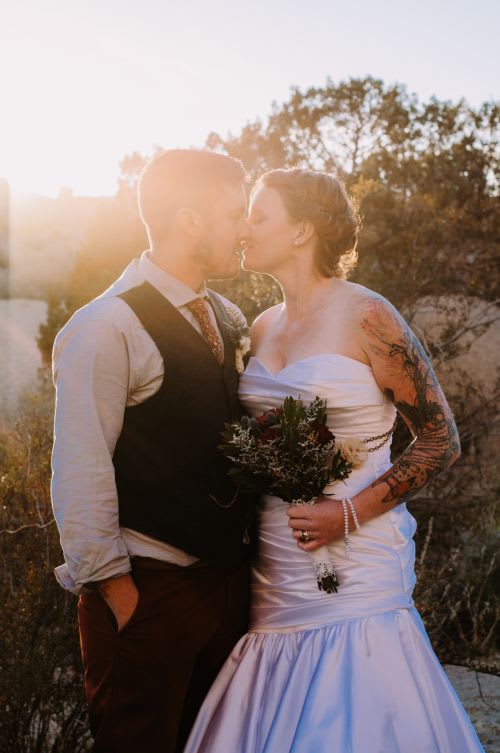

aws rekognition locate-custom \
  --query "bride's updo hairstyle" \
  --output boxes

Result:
[255,168,361,279]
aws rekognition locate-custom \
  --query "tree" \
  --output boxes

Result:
[207,77,500,306]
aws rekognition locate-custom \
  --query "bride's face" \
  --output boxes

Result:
[242,186,299,274]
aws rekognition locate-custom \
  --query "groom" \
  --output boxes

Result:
[51,149,255,753]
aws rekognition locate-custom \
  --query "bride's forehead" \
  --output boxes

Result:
[250,186,284,212]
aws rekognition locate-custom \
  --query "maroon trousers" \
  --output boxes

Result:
[78,556,250,753]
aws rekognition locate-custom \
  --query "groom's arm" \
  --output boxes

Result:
[52,315,140,627]
[51,316,134,594]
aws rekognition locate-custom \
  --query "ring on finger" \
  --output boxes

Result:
[299,530,312,543]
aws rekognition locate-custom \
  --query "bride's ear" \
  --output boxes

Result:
[293,220,315,247]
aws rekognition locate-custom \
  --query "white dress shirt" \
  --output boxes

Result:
[51,249,246,595]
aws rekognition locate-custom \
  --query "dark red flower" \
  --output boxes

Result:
[260,427,279,442]
[255,413,269,427]
[312,422,334,445]
[256,407,282,429]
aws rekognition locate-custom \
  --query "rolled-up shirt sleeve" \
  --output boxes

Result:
[51,317,133,595]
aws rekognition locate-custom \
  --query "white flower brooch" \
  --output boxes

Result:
[225,308,252,375]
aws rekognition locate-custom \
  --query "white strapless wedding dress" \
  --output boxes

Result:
[184,355,485,753]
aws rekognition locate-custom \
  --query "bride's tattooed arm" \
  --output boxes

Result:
[359,295,461,505]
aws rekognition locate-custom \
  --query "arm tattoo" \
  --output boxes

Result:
[361,300,460,505]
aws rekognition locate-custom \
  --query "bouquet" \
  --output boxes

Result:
[220,395,362,593]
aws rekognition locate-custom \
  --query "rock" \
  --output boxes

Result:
[404,295,500,407]
[0,298,48,422]
[403,295,500,491]
[444,664,500,752]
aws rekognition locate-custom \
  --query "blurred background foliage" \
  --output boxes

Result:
[1,77,499,751]
[37,76,500,360]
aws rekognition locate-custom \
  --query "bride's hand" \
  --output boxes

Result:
[287,496,349,551]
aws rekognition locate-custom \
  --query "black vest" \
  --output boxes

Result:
[112,281,254,565]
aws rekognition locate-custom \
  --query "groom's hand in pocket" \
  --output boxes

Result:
[96,573,139,632]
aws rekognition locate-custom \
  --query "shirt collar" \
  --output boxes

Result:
[138,250,208,308]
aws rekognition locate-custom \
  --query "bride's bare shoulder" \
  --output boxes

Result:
[249,303,283,344]
[250,302,283,330]
[341,283,405,353]
[344,282,394,318]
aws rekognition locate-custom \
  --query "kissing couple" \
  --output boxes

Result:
[51,149,484,752]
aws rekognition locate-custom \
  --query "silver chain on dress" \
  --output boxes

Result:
[361,415,398,452]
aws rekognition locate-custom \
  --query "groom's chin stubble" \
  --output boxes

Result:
[222,253,245,279]
[191,244,240,279]
[206,259,243,281]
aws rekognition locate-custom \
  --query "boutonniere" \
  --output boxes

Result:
[225,308,252,375]
[235,334,252,375]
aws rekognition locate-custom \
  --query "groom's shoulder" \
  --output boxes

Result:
[55,256,146,340]
[59,293,134,333]
[53,287,141,357]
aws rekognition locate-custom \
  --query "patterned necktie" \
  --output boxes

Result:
[186,298,224,366]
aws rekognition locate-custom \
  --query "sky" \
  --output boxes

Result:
[1,0,499,198]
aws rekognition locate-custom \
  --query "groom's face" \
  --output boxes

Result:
[193,183,249,279]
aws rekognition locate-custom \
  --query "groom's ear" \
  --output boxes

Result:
[176,207,205,239]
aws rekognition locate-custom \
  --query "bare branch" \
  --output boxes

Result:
[0,519,55,535]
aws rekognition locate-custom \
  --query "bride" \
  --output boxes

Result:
[183,168,485,752]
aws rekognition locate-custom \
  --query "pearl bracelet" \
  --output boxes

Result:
[340,498,350,557]
[346,497,361,531]
[340,497,361,558]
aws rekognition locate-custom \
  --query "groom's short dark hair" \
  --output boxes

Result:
[138,149,248,242]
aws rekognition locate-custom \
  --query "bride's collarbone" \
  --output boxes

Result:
[253,312,368,372]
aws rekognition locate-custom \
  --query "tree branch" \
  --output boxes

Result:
[0,519,55,535]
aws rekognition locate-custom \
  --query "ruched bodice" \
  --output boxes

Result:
[238,355,417,630]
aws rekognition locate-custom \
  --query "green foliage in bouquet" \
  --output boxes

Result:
[220,396,352,504]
